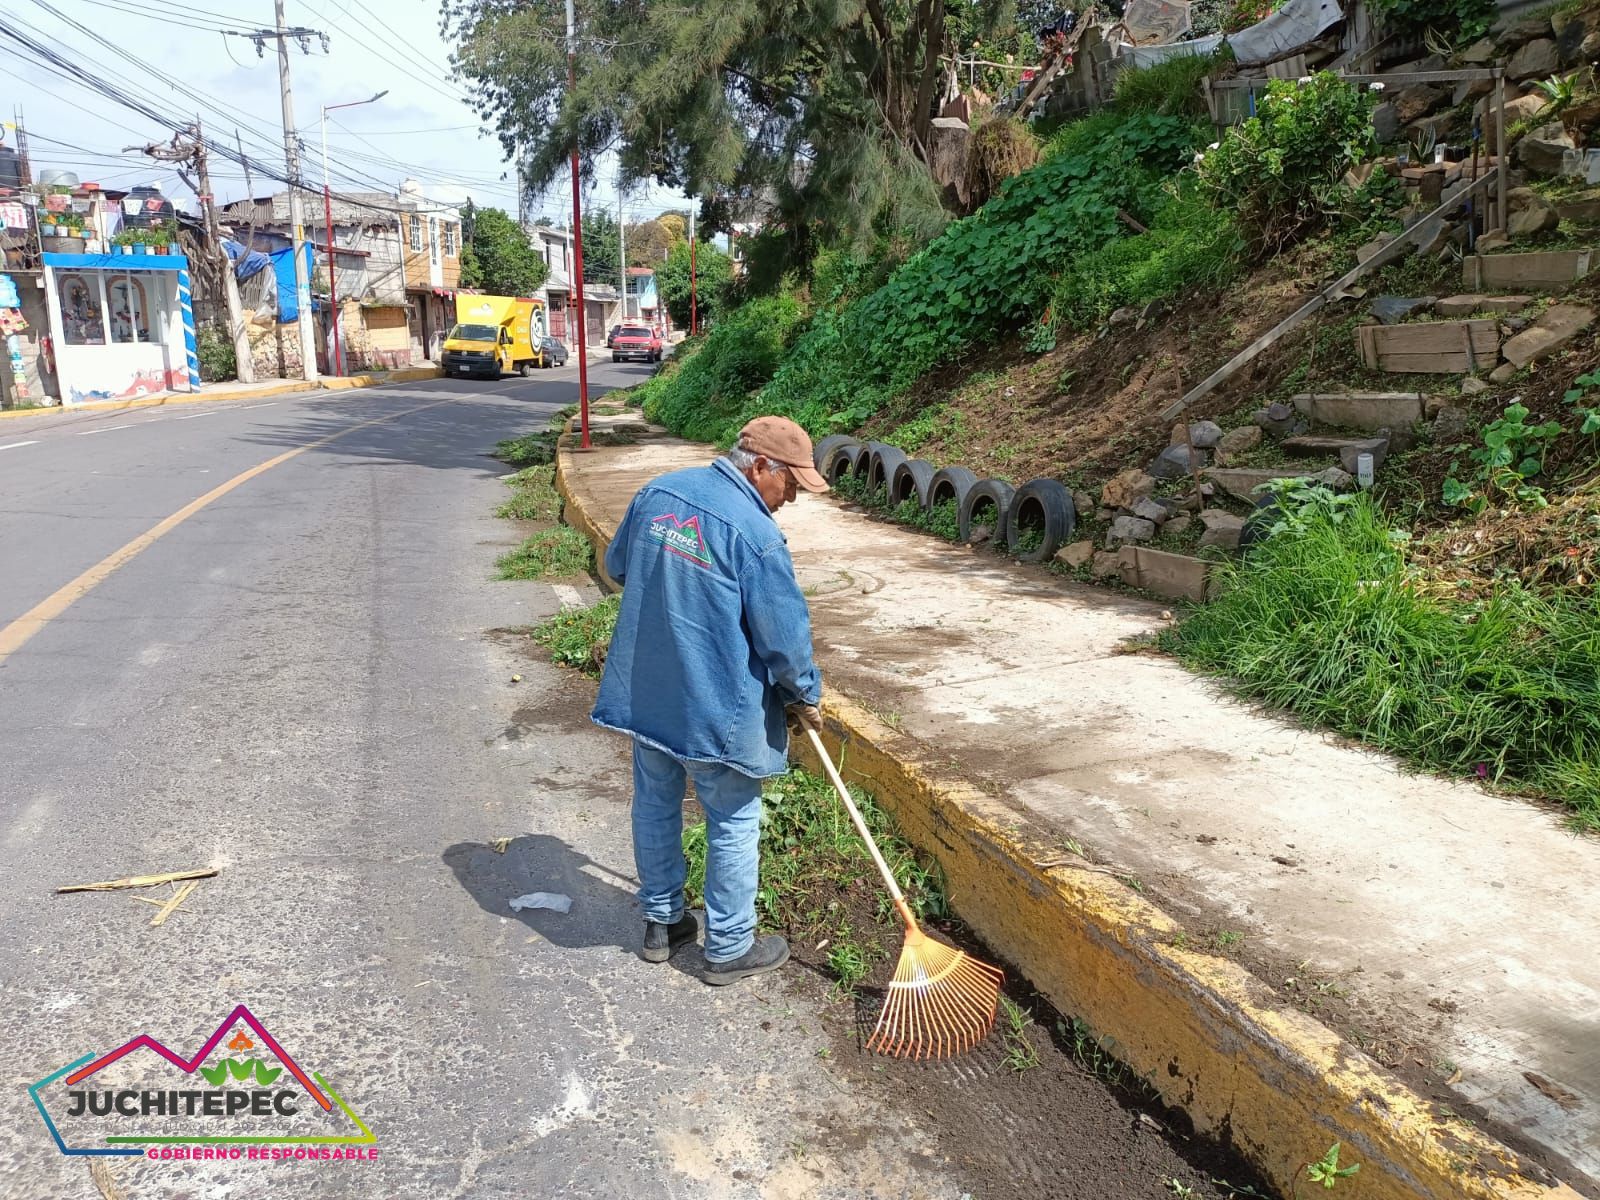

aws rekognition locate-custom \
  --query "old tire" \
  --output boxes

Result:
[927,466,979,511]
[890,459,936,508]
[825,442,866,486]
[959,478,1016,544]
[1006,478,1076,563]
[867,445,909,496]
[852,440,890,485]
[813,434,856,475]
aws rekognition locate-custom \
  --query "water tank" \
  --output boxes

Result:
[0,146,21,191]
[38,168,80,190]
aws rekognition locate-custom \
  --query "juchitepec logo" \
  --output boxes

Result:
[30,1005,377,1164]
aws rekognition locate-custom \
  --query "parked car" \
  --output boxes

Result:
[612,324,663,363]
[537,335,569,368]
[605,324,622,348]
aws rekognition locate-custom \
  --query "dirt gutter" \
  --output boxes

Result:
[554,426,1584,1200]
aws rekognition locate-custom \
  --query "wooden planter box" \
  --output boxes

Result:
[1355,319,1500,374]
[1462,249,1595,291]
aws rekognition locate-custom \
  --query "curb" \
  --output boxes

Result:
[0,365,443,421]
[554,431,1582,1200]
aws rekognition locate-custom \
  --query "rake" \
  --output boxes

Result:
[804,726,1004,1059]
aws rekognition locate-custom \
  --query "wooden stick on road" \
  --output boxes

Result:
[57,867,217,894]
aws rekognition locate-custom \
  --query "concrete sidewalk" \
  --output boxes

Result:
[559,417,1596,1200]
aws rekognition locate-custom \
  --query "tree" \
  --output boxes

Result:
[443,0,1022,253]
[626,218,676,266]
[655,238,733,329]
[580,210,620,281]
[460,205,548,296]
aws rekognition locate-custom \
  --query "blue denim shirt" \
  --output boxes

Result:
[592,458,822,778]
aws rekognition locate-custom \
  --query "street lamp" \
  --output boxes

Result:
[319,90,387,375]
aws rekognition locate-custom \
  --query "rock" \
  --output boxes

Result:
[1454,76,1494,107]
[1496,13,1552,46]
[1501,303,1596,367]
[1090,550,1124,579]
[1356,234,1399,265]
[1317,466,1356,491]
[1215,425,1262,466]
[1410,217,1455,257]
[1101,468,1157,510]
[969,524,993,545]
[1199,521,1243,553]
[1394,84,1446,125]
[1508,193,1561,237]
[1460,376,1489,396]
[1097,508,1116,522]
[1055,539,1095,568]
[1517,123,1576,177]
[1436,293,1534,316]
[1148,444,1205,480]
[1556,10,1600,63]
[1164,515,1193,536]
[1199,507,1242,529]
[1169,422,1189,446]
[1491,362,1517,382]
[1072,490,1096,519]
[1107,515,1158,545]
[1510,37,1560,80]
[1369,295,1436,324]
[1476,229,1512,253]
[1458,36,1496,64]
[1485,94,1551,152]
[1433,405,1474,443]
[1109,305,1139,326]
[1336,436,1390,475]
[1560,96,1600,145]
[1188,420,1223,449]
[1131,497,1170,524]
[1372,102,1400,144]
[1254,402,1296,440]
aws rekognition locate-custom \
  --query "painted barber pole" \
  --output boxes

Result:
[177,265,200,391]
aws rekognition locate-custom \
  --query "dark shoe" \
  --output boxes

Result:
[641,913,699,963]
[703,934,790,986]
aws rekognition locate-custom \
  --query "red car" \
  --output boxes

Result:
[611,324,662,363]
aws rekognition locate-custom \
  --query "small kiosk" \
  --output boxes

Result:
[41,251,200,405]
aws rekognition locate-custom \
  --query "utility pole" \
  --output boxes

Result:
[688,203,697,336]
[132,122,254,382]
[566,0,590,449]
[320,91,386,376]
[617,174,627,324]
[274,0,317,381]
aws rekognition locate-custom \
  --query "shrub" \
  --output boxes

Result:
[1114,51,1227,118]
[196,324,236,382]
[1196,72,1377,252]
[1163,491,1600,830]
[1367,0,1494,42]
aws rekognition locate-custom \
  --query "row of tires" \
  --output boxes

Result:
[811,435,1076,564]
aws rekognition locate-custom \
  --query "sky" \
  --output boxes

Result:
[3,0,685,229]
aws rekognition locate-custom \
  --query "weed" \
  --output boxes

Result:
[1305,1142,1360,1190]
[495,430,560,467]
[826,936,871,995]
[531,594,620,676]
[1212,930,1244,950]
[999,997,1041,1074]
[1065,1017,1130,1088]
[1114,51,1227,118]
[1167,1180,1197,1198]
[495,464,563,521]
[1165,494,1600,830]
[495,526,594,581]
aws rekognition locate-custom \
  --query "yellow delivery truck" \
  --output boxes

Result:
[442,295,547,379]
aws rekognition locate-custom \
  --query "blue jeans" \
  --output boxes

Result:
[631,740,763,962]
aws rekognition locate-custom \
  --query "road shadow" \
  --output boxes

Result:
[443,832,706,980]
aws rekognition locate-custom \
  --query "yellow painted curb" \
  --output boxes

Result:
[554,432,1582,1200]
[0,366,443,419]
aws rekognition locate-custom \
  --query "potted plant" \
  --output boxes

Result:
[111,230,137,256]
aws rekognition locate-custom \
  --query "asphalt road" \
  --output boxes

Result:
[0,364,963,1199]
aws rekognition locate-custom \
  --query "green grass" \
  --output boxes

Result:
[1113,51,1226,119]
[494,430,559,468]
[683,765,948,992]
[495,526,595,581]
[999,997,1041,1073]
[495,464,563,521]
[1162,495,1600,830]
[531,594,620,675]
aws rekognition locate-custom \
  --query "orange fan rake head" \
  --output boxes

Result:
[865,915,1005,1060]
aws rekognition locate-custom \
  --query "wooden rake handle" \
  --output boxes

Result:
[804,726,913,919]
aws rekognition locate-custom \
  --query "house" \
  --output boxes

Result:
[396,179,462,363]
[527,223,575,343]
[219,189,413,374]
[625,266,662,330]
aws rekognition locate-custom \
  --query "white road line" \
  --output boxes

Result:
[76,423,135,436]
[239,403,278,410]
[552,584,584,609]
[0,440,40,451]
[173,411,217,420]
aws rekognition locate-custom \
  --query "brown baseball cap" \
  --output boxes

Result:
[738,416,830,493]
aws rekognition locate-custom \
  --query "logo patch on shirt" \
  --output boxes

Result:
[648,513,713,568]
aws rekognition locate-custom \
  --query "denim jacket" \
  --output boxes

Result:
[591,457,822,778]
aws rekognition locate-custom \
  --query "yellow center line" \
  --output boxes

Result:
[0,398,455,667]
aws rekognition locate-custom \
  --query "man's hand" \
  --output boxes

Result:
[786,703,822,736]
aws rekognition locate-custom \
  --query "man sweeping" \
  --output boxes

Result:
[592,416,828,984]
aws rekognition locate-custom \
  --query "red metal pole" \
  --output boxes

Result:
[323,183,340,376]
[689,230,697,336]
[566,0,590,450]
